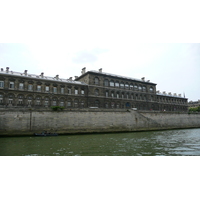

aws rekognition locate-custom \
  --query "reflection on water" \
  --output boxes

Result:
[0,128,200,156]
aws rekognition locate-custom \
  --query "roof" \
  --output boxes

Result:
[0,69,87,85]
[79,70,157,85]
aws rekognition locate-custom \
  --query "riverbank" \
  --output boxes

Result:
[1,108,200,136]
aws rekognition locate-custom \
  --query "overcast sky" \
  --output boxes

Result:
[0,0,200,101]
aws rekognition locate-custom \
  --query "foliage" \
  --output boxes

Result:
[188,106,200,113]
[51,106,64,111]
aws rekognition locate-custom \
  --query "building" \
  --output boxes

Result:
[188,100,200,108]
[0,67,188,111]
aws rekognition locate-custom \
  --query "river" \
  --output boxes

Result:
[0,128,200,156]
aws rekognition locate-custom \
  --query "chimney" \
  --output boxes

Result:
[141,77,145,81]
[99,68,102,73]
[74,76,78,79]
[1,68,3,71]
[24,70,28,75]
[41,72,44,78]
[55,75,59,80]
[168,92,172,96]
[6,67,9,73]
[81,67,86,75]
[69,77,73,81]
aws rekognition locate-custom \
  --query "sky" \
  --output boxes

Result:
[0,0,200,101]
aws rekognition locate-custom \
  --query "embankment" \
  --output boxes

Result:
[0,109,200,136]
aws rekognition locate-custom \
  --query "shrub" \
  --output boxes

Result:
[51,106,64,111]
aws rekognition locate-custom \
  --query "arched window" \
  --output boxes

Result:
[105,102,109,108]
[52,97,57,106]
[130,84,133,90]
[27,95,33,105]
[8,94,14,105]
[120,82,124,88]
[74,99,79,108]
[80,100,85,108]
[110,80,114,87]
[95,100,99,107]
[115,81,119,87]
[125,83,129,89]
[138,86,142,91]
[134,84,138,90]
[67,99,72,107]
[35,96,41,105]
[18,95,24,105]
[143,86,146,92]
[59,98,65,107]
[44,97,49,106]
[150,87,154,92]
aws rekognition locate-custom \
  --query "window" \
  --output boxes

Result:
[117,93,119,98]
[115,82,119,87]
[60,101,64,107]
[81,89,84,95]
[0,81,4,88]
[18,95,23,104]
[110,81,114,87]
[95,89,99,96]
[53,87,57,93]
[104,79,109,86]
[150,87,154,92]
[125,83,129,89]
[138,86,142,91]
[8,94,13,104]
[126,93,129,99]
[68,88,71,94]
[45,86,50,92]
[94,77,99,85]
[134,85,138,90]
[9,82,14,89]
[0,94,3,103]
[143,86,146,92]
[27,96,33,105]
[120,83,124,88]
[122,93,124,98]
[19,83,24,90]
[37,85,41,92]
[28,84,33,91]
[67,100,72,107]
[74,99,78,108]
[36,97,41,105]
[60,88,65,94]
[111,91,114,98]
[44,97,49,106]
[105,91,108,97]
[130,84,133,90]
[75,89,78,95]
[52,98,57,106]
[81,100,84,108]
[95,100,99,107]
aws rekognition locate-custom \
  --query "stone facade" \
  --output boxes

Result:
[0,67,188,111]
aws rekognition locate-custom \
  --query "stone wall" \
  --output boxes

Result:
[0,109,200,136]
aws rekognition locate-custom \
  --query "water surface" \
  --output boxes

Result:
[0,128,200,156]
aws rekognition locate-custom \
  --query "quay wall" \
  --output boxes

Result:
[0,109,200,136]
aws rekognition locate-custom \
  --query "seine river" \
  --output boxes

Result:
[0,128,200,156]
